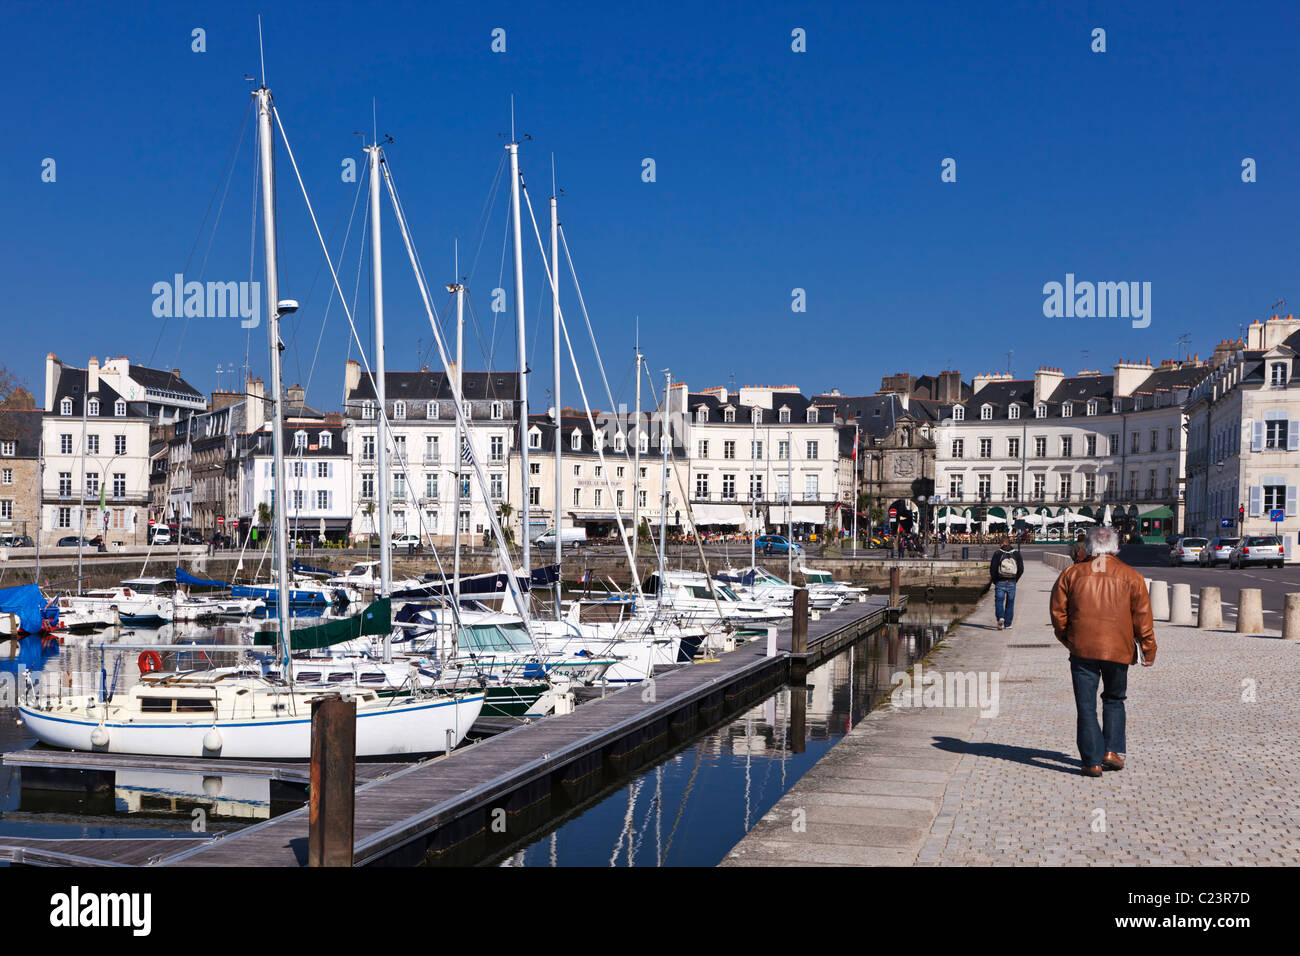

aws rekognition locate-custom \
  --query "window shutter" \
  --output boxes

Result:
[1289,420,1299,452]
[1249,485,1263,516]
[1252,421,1265,452]
[1288,485,1298,517]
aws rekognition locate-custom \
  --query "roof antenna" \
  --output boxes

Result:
[510,95,515,142]
[257,14,266,87]
[1004,350,1014,376]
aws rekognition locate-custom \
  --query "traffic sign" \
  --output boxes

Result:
[1221,518,1233,528]
[1270,508,1285,522]
[217,516,225,525]
[888,508,897,517]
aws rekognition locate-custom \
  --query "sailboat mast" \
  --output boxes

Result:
[508,140,530,577]
[658,369,670,590]
[255,87,293,659]
[550,192,562,620]
[366,143,393,663]
[451,246,464,633]
[633,335,641,564]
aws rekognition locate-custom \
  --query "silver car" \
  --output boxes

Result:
[1170,537,1208,566]
[1197,537,1239,567]
[1229,535,1285,569]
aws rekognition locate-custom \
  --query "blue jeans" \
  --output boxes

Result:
[1070,656,1128,766]
[994,581,1016,625]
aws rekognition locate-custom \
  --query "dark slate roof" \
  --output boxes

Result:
[129,364,203,400]
[244,423,348,458]
[526,413,683,456]
[50,368,149,418]
[810,394,908,439]
[347,370,520,404]
[687,389,818,424]
[0,409,44,457]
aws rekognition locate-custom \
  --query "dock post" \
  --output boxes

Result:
[790,588,809,684]
[789,682,806,755]
[1284,594,1300,641]
[888,566,901,621]
[1236,588,1264,634]
[766,625,778,657]
[309,694,356,867]
[1197,586,1223,629]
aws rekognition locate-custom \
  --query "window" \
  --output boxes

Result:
[361,401,375,420]
[1086,400,1097,416]
[529,486,540,506]
[529,430,541,450]
[724,407,735,423]
[949,475,964,499]
[697,440,709,459]
[1109,433,1119,455]
[426,402,439,419]
[639,431,649,454]
[1166,427,1175,451]
[976,474,991,500]
[114,435,126,456]
[461,401,472,420]
[490,436,504,462]
[528,462,540,476]
[724,441,736,460]
[1130,432,1140,453]
[294,431,307,449]
[979,438,992,459]
[594,488,603,508]
[393,401,406,420]
[57,507,71,528]
[1009,404,1020,420]
[60,398,72,416]
[776,474,790,501]
[951,439,964,459]
[952,405,964,422]
[60,434,72,455]
[490,473,503,500]
[980,405,992,420]
[1061,437,1073,458]
[1129,470,1138,492]
[87,399,100,416]
[361,472,374,499]
[1007,437,1020,458]
[1135,398,1144,412]
[695,474,710,498]
[806,441,819,460]
[320,432,332,449]
[87,434,99,455]
[425,473,439,499]
[112,472,125,498]
[316,490,329,510]
[571,431,582,451]
[779,407,791,424]
[696,407,707,423]
[804,474,819,499]
[292,461,305,479]
[1266,417,1287,449]
[492,402,504,420]
[459,472,470,497]
[638,490,648,509]
[1149,430,1159,453]
[424,436,440,462]
[573,488,582,507]
[1032,474,1046,499]
[806,408,819,424]
[1272,363,1287,387]
[573,464,581,477]
[85,472,98,495]
[1005,473,1019,499]
[616,466,625,478]
[361,435,376,461]
[316,461,329,478]
[750,473,763,499]
[458,510,470,534]
[1084,473,1096,499]
[1059,475,1072,500]
[1,469,10,485]
[58,472,71,496]
[614,433,626,453]
[0,442,12,456]
[778,440,789,460]
[114,400,125,417]
[1035,404,1047,419]
[751,441,763,460]
[393,435,406,461]
[751,407,762,424]
[393,474,406,499]
[616,490,625,508]
[1034,436,1046,457]
[722,474,736,500]
[1062,403,1073,418]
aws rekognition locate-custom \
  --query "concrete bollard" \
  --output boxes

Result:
[1197,586,1223,629]
[1149,580,1170,621]
[1236,588,1264,634]
[1284,594,1300,641]
[1169,582,1194,625]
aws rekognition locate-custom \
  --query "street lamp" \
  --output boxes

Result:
[916,494,928,557]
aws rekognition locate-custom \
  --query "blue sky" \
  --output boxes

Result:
[5,0,1300,413]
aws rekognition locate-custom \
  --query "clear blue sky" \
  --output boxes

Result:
[5,0,1299,413]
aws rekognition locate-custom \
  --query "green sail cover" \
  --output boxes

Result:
[254,598,391,651]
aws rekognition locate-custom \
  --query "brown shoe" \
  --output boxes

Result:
[1081,765,1104,777]
[1102,752,1125,771]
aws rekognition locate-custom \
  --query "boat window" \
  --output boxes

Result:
[140,698,173,713]
[717,585,742,601]
[175,698,215,712]
[327,672,353,683]
[296,672,321,683]
[360,672,386,683]
[460,623,536,653]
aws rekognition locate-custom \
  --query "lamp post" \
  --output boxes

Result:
[916,494,927,559]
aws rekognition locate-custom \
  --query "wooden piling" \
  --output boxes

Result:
[308,694,356,867]
[790,588,809,683]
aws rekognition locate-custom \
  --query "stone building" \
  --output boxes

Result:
[0,389,42,543]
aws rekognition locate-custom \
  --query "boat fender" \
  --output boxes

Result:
[138,650,164,674]
[90,725,109,748]
[203,727,223,753]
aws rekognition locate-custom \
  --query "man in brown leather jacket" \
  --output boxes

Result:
[1049,526,1157,777]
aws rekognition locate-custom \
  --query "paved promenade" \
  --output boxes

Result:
[724,556,1300,866]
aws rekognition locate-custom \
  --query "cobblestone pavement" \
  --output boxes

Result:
[725,556,1300,866]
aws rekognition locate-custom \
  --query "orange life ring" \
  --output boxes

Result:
[138,650,163,674]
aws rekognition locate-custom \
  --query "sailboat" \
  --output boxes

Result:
[20,79,483,758]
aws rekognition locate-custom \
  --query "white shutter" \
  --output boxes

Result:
[1252,421,1265,452]
[1289,420,1299,452]
[1249,485,1264,516]
[1288,485,1298,517]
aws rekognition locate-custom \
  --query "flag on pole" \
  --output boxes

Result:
[460,440,473,463]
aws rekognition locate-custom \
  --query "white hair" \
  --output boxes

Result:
[1087,526,1120,556]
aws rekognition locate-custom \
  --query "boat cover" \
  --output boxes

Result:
[0,584,50,635]
[253,598,391,651]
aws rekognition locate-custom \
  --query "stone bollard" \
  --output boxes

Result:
[1169,582,1194,625]
[1236,588,1264,634]
[1149,580,1170,621]
[1284,594,1300,641]
[1197,586,1223,629]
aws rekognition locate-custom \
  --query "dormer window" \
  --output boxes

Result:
[393,401,406,420]
[115,400,126,417]
[1086,400,1097,416]
[1062,402,1073,418]
[426,402,439,419]
[751,407,762,424]
[1135,398,1143,412]
[294,430,307,449]
[1008,404,1020,420]
[806,408,819,424]
[614,432,626,452]
[779,407,791,424]
[980,404,992,421]
[319,432,332,449]
[639,432,649,454]
[491,401,504,420]
[60,398,72,416]
[88,399,100,416]
[951,405,964,422]
[696,407,707,423]
[1035,404,1047,419]
[571,430,582,451]
[724,407,735,423]
[361,401,375,420]
[1112,400,1121,413]
[461,401,472,420]
[528,429,541,450]
[1272,363,1288,387]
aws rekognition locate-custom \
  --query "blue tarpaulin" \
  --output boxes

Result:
[0,584,49,635]
[175,567,232,588]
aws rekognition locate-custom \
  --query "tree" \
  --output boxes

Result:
[496,501,515,545]
[257,501,273,537]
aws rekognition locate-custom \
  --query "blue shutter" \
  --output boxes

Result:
[1289,420,1299,452]
[1250,485,1264,516]
[1252,421,1265,452]
[1288,485,1298,517]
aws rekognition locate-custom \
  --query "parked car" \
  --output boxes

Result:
[55,535,95,548]
[1170,536,1209,566]
[390,533,424,551]
[1229,535,1285,568]
[181,529,205,545]
[1198,537,1240,567]
[757,534,803,556]
[0,534,35,548]
[535,527,588,549]
[149,527,172,545]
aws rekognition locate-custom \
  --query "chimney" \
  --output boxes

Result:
[44,353,59,412]
[344,358,362,395]
[972,372,1009,394]
[87,356,99,393]
[285,384,307,408]
[245,375,266,427]
[1033,366,1065,404]
[936,369,963,404]
[1112,359,1153,398]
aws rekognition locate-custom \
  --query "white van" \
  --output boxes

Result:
[150,527,172,545]
[535,527,587,549]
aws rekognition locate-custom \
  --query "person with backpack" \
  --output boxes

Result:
[1070,530,1089,564]
[989,535,1024,629]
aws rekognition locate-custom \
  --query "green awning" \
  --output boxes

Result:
[254,598,391,652]
[1077,506,1095,517]
[988,506,1008,520]
[937,506,955,518]
[1140,505,1174,519]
